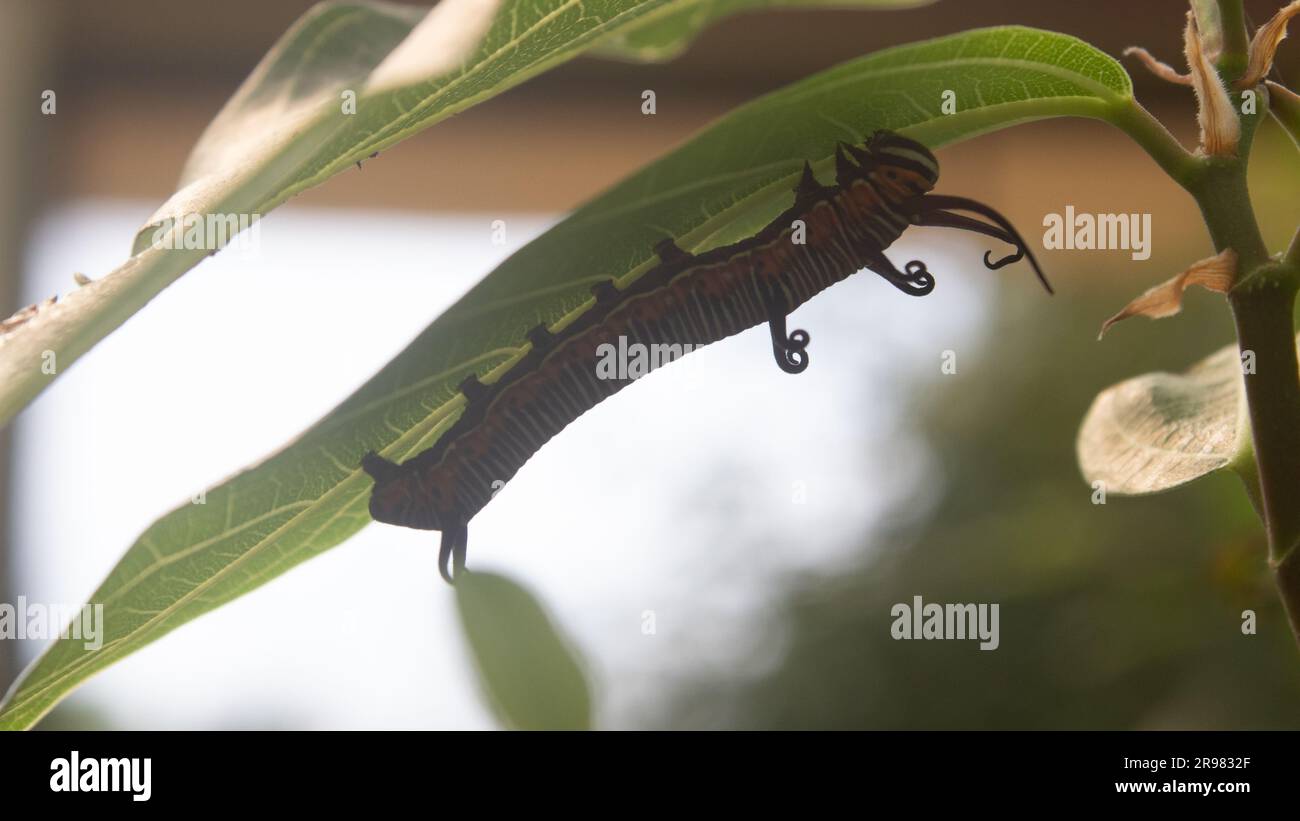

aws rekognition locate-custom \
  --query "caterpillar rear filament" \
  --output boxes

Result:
[362,131,1050,583]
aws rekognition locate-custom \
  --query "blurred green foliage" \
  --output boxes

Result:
[457,571,592,730]
[653,117,1300,728]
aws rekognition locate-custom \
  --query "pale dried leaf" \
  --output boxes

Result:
[1099,249,1236,338]
[1185,11,1240,155]
[1240,0,1300,87]
[1122,46,1192,85]
[1077,340,1252,495]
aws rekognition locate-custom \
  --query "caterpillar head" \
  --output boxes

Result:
[854,131,940,197]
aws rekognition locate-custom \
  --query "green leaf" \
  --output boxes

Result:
[1075,336,1294,496]
[0,26,1135,729]
[455,572,591,729]
[0,0,806,429]
[593,0,933,61]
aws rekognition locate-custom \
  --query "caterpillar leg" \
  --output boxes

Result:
[760,281,810,374]
[768,312,810,374]
[912,195,1052,294]
[868,252,936,296]
[438,523,469,585]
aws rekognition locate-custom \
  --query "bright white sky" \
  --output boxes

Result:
[9,201,993,729]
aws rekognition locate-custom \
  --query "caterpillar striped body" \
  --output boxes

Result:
[362,131,1049,582]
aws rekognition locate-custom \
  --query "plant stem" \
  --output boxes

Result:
[1216,0,1250,81]
[1107,100,1203,187]
[1266,81,1300,147]
[1230,279,1300,642]
[1198,160,1300,645]
[1129,6,1300,647]
[1192,162,1271,267]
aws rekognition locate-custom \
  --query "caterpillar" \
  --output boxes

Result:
[362,130,1049,583]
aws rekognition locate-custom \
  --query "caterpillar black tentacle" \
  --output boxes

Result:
[867,253,935,296]
[771,330,810,374]
[902,260,936,293]
[774,345,809,375]
[438,524,468,584]
[914,193,1053,293]
[913,207,1014,248]
[913,207,1028,272]
[360,130,1049,582]
[765,301,811,375]
[758,276,811,373]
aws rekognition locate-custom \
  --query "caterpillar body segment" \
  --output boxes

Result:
[362,131,1049,583]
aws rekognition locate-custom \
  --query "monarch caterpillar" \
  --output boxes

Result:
[362,131,1049,583]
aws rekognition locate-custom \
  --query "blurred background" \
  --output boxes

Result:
[2,0,1300,728]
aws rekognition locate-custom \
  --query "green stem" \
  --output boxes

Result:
[1199,159,1300,645]
[1268,81,1300,148]
[1231,454,1265,522]
[1229,279,1300,643]
[1132,6,1300,647]
[1191,162,1271,268]
[1107,100,1204,188]
[1216,0,1250,82]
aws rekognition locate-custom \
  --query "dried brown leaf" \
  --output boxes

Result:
[1099,249,1237,338]
[1240,0,1300,87]
[1185,11,1240,155]
[1122,46,1193,85]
